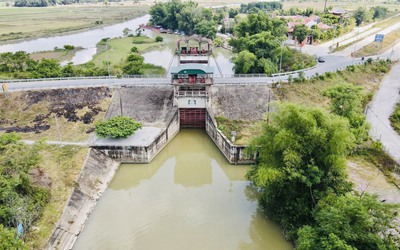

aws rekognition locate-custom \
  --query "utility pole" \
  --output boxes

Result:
[119,88,123,116]
[323,0,328,13]
[278,41,284,83]
[54,114,62,145]
[106,40,110,78]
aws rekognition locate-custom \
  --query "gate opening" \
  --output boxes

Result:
[179,108,206,128]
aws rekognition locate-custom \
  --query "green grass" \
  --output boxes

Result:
[0,5,149,42]
[374,14,400,29]
[354,28,400,57]
[30,48,82,62]
[390,102,400,135]
[25,145,89,249]
[92,36,161,67]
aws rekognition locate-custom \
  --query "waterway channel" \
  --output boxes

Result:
[73,130,292,250]
[0,14,234,75]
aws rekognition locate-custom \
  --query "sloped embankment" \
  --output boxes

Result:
[47,149,119,250]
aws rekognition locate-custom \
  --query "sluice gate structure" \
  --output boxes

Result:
[92,35,256,164]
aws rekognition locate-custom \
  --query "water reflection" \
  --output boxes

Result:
[73,130,291,250]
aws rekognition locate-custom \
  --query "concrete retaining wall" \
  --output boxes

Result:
[205,108,256,164]
[95,111,180,163]
[47,149,119,250]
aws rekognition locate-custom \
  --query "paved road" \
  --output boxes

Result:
[366,63,400,165]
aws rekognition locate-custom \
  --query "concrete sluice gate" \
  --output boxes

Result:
[179,108,206,128]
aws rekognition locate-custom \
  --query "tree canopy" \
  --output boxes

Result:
[247,103,354,236]
[297,193,400,249]
[149,0,218,39]
[229,12,316,74]
[323,84,369,143]
[95,116,142,139]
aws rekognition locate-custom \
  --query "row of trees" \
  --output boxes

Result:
[353,6,388,26]
[248,79,399,248]
[148,0,218,39]
[14,0,78,7]
[0,51,109,79]
[229,12,316,74]
[239,1,283,14]
[0,133,50,249]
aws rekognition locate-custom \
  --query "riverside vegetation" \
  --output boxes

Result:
[246,59,400,248]
[0,35,165,79]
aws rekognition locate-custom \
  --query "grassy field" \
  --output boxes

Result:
[26,145,89,249]
[275,61,390,107]
[0,4,149,42]
[30,48,82,62]
[92,36,161,67]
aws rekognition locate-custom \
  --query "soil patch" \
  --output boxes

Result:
[0,87,112,139]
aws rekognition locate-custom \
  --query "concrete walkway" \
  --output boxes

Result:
[20,140,89,146]
[366,63,400,165]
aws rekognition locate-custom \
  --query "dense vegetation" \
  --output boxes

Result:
[229,12,316,74]
[0,51,108,79]
[390,102,400,134]
[247,60,400,248]
[353,6,389,26]
[149,0,220,39]
[247,103,399,248]
[0,133,49,249]
[95,116,142,139]
[239,1,283,14]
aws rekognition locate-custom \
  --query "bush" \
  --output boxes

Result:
[155,36,163,42]
[95,116,142,138]
[63,45,75,50]
[130,46,139,53]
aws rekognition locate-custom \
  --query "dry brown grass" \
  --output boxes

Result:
[0,88,113,142]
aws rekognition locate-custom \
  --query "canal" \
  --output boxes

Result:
[73,130,292,250]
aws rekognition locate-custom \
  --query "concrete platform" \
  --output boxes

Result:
[91,127,163,147]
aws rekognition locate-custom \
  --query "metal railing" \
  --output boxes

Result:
[176,91,208,97]
[1,74,166,83]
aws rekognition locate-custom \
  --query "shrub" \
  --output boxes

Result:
[155,36,163,42]
[130,46,139,53]
[95,116,142,138]
[63,45,75,50]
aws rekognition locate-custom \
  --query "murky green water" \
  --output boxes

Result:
[73,130,292,250]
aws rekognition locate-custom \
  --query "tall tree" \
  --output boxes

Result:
[247,103,354,237]
[353,7,371,26]
[293,24,309,43]
[231,50,257,74]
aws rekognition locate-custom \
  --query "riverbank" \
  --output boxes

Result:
[0,5,150,44]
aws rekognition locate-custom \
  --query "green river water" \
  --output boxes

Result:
[73,129,292,250]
